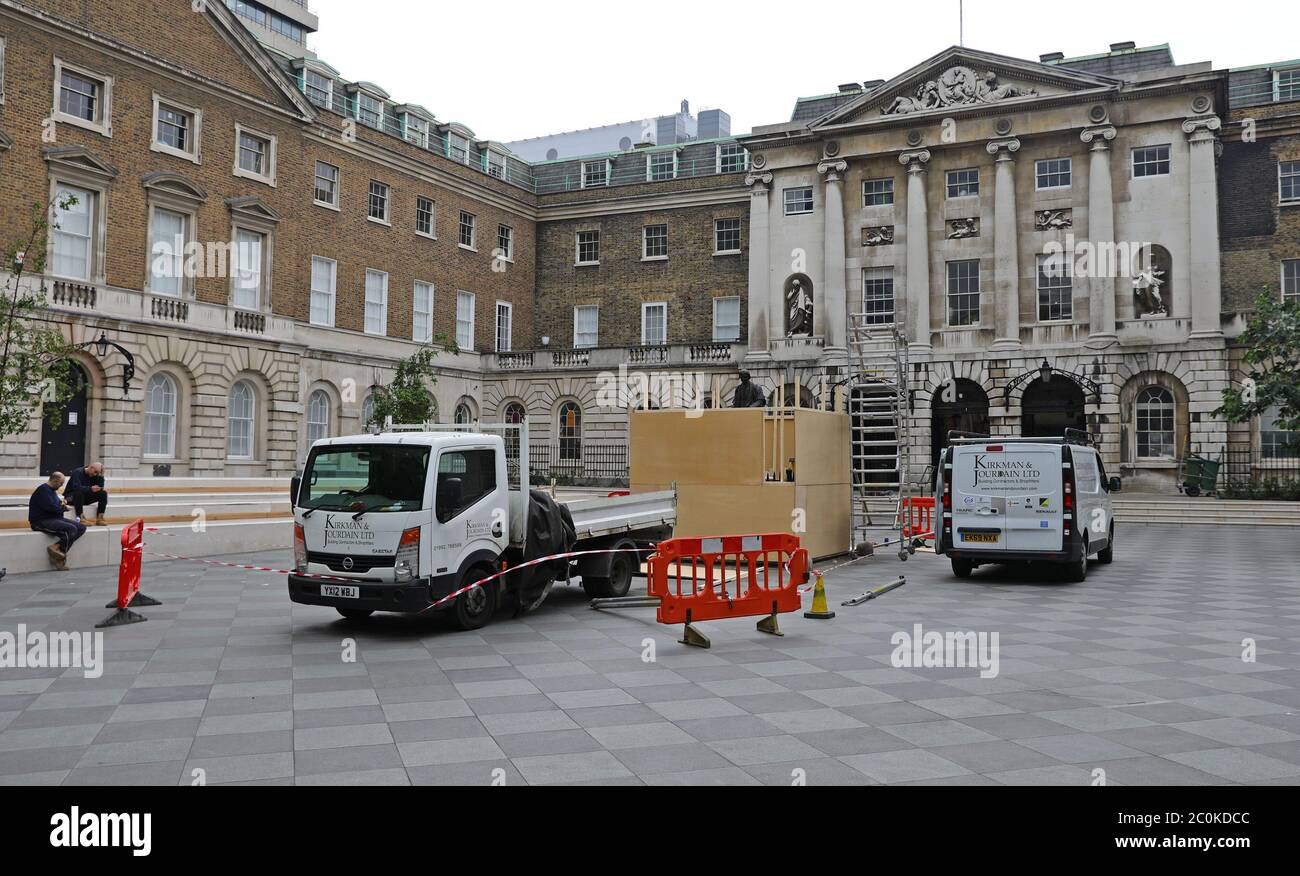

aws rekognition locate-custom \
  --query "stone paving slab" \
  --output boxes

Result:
[0,524,1297,785]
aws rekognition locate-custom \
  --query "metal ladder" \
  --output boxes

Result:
[847,313,911,553]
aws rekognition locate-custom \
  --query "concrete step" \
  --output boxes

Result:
[0,476,290,497]
[1,517,292,576]
[0,496,291,528]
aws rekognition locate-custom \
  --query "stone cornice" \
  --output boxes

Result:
[538,185,749,221]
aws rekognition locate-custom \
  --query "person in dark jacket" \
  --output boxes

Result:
[29,472,85,571]
[66,462,108,525]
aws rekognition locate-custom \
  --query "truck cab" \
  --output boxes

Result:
[935,431,1118,582]
[289,431,512,628]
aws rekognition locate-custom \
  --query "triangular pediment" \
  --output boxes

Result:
[42,145,119,180]
[813,46,1121,129]
[224,195,281,223]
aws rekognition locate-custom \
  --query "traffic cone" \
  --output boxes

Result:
[803,573,835,619]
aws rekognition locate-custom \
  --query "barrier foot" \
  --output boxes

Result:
[96,607,148,628]
[803,573,836,620]
[756,610,784,637]
[105,593,161,609]
[679,620,711,649]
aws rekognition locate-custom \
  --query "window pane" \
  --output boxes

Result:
[558,403,582,461]
[946,260,980,326]
[52,186,93,280]
[150,209,185,296]
[456,292,475,349]
[364,269,388,334]
[144,374,176,457]
[233,229,263,309]
[1136,387,1175,458]
[715,218,741,253]
[1036,254,1073,321]
[310,256,335,326]
[713,297,740,341]
[574,306,598,347]
[862,267,895,325]
[307,390,330,444]
[59,70,98,121]
[228,382,254,459]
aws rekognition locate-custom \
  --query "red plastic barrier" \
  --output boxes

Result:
[899,497,935,541]
[115,519,144,610]
[648,533,809,625]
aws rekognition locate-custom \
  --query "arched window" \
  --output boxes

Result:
[307,389,330,445]
[503,402,526,460]
[558,401,582,462]
[1135,387,1175,459]
[143,374,177,458]
[454,402,472,425]
[228,381,255,459]
[361,394,375,429]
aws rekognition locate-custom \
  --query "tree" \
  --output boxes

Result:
[364,336,458,428]
[1215,290,1300,437]
[0,197,81,440]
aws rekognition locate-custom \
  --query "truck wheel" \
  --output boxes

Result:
[453,564,497,631]
[951,558,974,579]
[336,608,373,621]
[1064,541,1089,582]
[582,549,636,599]
[1098,525,1114,564]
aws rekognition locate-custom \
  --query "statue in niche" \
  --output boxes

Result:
[1133,265,1167,316]
[786,277,813,337]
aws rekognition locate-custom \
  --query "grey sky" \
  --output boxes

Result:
[309,0,1298,144]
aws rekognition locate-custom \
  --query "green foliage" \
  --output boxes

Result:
[0,198,81,440]
[1215,290,1300,437]
[364,336,458,428]
[1220,477,1300,501]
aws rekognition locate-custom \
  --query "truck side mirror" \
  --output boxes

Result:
[1108,476,1122,493]
[291,475,301,505]
[437,477,463,523]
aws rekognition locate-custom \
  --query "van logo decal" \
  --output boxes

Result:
[342,556,354,570]
[322,514,375,548]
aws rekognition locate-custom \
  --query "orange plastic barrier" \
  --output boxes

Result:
[648,533,809,625]
[899,497,935,541]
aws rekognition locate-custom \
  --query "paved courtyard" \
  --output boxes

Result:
[0,524,1298,786]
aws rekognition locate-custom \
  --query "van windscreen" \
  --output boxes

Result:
[302,444,430,513]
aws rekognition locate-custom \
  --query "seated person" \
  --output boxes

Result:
[66,461,108,525]
[29,472,86,571]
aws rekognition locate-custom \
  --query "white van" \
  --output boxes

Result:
[935,431,1119,581]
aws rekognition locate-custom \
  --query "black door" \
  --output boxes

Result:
[39,362,89,476]
[1021,377,1086,438]
[930,378,990,473]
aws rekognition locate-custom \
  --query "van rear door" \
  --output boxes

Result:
[952,444,1064,553]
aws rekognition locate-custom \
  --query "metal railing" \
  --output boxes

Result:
[528,442,628,487]
[1219,447,1300,499]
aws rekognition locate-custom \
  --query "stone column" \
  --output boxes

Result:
[987,138,1021,351]
[899,149,932,352]
[744,170,774,362]
[818,158,849,364]
[1081,125,1118,346]
[1183,115,1224,339]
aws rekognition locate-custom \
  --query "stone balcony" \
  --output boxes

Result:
[494,341,745,373]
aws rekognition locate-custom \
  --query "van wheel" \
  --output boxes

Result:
[1064,541,1089,582]
[336,608,373,621]
[453,564,497,631]
[951,558,974,579]
[1098,525,1114,564]
[582,549,636,599]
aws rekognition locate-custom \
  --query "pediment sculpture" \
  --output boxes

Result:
[882,67,1038,115]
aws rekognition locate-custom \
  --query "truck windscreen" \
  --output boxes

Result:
[302,445,430,513]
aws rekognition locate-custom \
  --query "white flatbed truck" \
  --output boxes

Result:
[287,422,675,629]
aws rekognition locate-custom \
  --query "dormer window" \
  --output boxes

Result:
[448,133,469,163]
[647,150,677,182]
[357,93,383,128]
[1275,68,1300,102]
[486,150,506,178]
[582,159,610,188]
[303,70,333,109]
[404,115,429,148]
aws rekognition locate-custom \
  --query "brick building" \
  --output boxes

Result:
[0,2,1295,489]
